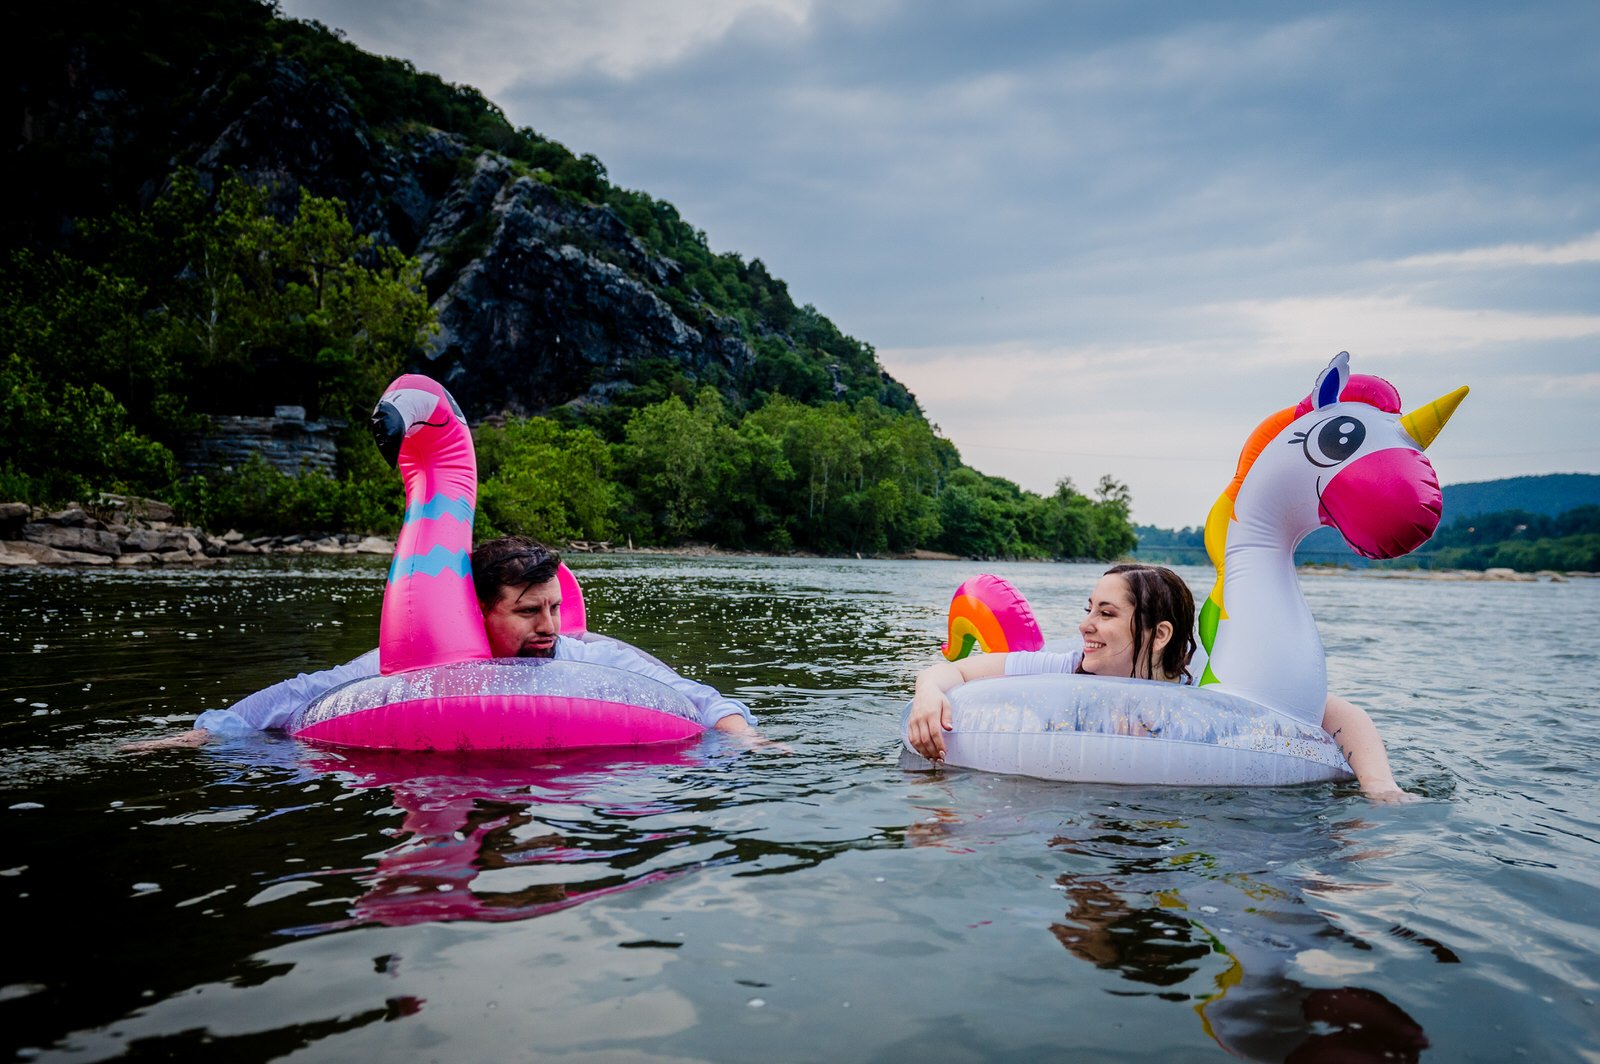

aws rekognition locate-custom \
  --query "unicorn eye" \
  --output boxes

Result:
[1302,414,1366,467]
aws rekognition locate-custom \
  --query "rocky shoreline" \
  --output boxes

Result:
[1,496,1595,579]
[1299,565,1594,583]
[0,497,976,569]
[0,496,393,568]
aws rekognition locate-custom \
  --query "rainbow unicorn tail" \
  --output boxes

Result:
[942,574,1045,661]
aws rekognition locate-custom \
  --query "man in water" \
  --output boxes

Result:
[122,537,757,749]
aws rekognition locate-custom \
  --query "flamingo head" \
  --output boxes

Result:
[371,374,467,468]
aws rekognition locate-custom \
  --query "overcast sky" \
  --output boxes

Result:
[279,0,1599,528]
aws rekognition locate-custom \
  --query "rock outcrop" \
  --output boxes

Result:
[176,57,762,422]
[418,169,755,416]
[183,406,344,477]
[19,3,919,489]
[0,496,393,567]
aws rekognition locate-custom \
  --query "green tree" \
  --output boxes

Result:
[100,170,434,424]
[0,352,177,502]
[475,417,619,543]
[935,471,1018,558]
[1090,475,1137,558]
[620,389,748,543]
[1037,479,1095,559]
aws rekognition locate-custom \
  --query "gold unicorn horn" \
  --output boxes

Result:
[1399,385,1469,450]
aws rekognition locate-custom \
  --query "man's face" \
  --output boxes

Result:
[481,577,562,657]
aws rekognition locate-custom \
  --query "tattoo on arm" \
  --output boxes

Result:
[1328,727,1357,765]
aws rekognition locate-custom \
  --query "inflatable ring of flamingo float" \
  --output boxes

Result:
[902,352,1468,786]
[287,374,703,751]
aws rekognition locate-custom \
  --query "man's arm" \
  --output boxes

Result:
[560,636,757,732]
[120,649,381,752]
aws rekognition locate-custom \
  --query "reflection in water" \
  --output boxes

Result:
[912,802,1437,1063]
[289,746,729,932]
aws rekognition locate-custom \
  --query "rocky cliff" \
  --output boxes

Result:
[14,5,909,423]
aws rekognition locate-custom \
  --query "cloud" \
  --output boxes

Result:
[1528,372,1600,396]
[284,0,815,95]
[1393,232,1600,269]
[1211,296,1600,360]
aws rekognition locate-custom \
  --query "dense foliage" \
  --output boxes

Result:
[1,172,426,508]
[1410,506,1600,573]
[1130,524,1208,566]
[0,168,1134,557]
[472,392,1134,558]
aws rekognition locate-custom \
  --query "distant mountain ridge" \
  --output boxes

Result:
[1439,474,1600,520]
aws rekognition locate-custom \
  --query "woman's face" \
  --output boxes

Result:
[1079,573,1140,677]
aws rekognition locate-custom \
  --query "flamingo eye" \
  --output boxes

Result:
[1302,414,1366,467]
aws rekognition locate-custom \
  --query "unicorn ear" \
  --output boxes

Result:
[1312,351,1350,409]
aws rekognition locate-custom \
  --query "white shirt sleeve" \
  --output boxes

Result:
[1005,646,1203,686]
[555,635,756,729]
[194,649,382,735]
[1004,649,1084,676]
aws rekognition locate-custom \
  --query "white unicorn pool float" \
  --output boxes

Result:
[901,352,1468,785]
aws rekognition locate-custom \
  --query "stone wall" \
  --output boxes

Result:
[182,407,345,477]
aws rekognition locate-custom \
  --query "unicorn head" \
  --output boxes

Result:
[1198,352,1467,721]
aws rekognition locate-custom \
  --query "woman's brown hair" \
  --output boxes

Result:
[1091,563,1197,682]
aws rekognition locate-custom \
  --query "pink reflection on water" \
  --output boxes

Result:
[291,745,716,930]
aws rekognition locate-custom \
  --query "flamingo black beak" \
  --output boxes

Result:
[371,400,405,468]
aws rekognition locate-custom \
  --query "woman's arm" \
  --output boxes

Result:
[907,655,1009,761]
[1321,694,1415,801]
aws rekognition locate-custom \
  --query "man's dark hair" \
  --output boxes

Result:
[470,536,562,605]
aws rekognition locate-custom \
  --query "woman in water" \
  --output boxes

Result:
[907,563,1410,800]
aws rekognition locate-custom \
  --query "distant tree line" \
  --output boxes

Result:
[1131,509,1600,573]
[1130,524,1208,566]
[1,169,1137,560]
[1410,506,1600,572]
[472,391,1134,558]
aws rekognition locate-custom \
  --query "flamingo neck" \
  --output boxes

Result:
[379,424,491,673]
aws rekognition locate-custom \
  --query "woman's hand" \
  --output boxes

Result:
[907,679,954,761]
[905,656,1005,761]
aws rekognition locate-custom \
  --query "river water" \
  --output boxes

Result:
[3,555,1597,1062]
